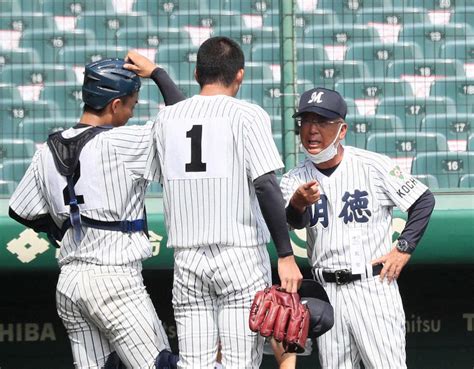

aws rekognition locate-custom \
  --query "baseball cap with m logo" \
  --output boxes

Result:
[293,87,347,120]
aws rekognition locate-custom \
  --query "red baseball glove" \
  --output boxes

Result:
[249,285,310,353]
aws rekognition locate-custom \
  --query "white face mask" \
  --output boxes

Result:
[301,124,343,164]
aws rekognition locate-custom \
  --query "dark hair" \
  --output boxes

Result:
[195,36,245,88]
[83,94,132,114]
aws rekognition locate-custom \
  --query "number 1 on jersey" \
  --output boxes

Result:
[186,125,207,172]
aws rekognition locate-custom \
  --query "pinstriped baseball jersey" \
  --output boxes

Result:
[144,94,284,248]
[281,146,427,271]
[281,145,422,368]
[9,123,171,368]
[9,124,154,266]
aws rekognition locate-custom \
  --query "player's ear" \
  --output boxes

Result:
[339,121,348,140]
[110,98,122,114]
[235,68,244,85]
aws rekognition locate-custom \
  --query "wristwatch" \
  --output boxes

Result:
[396,239,416,254]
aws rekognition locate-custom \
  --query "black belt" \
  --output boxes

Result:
[322,264,383,285]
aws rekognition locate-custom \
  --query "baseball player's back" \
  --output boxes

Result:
[10,124,153,266]
[148,94,283,248]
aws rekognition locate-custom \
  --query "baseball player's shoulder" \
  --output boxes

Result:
[102,122,153,140]
[283,159,310,179]
[345,145,394,169]
[222,95,270,120]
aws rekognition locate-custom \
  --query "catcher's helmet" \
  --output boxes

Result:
[299,279,334,338]
[82,58,141,110]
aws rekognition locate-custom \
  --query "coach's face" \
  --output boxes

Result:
[299,112,347,154]
[111,91,139,127]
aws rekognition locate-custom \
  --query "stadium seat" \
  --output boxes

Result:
[251,42,327,65]
[406,0,457,9]
[132,99,161,123]
[368,131,449,174]
[343,114,404,149]
[0,138,36,160]
[0,84,22,101]
[317,0,393,11]
[272,131,283,153]
[334,78,410,116]
[303,25,378,61]
[0,158,31,183]
[237,79,285,116]
[386,59,465,97]
[468,133,474,150]
[0,13,55,33]
[16,0,39,12]
[39,82,83,118]
[0,179,16,195]
[138,80,172,105]
[345,42,423,77]
[294,9,340,29]
[0,99,60,136]
[58,45,129,81]
[0,48,40,68]
[213,26,278,57]
[20,29,96,64]
[270,114,282,133]
[41,0,115,16]
[376,96,456,130]
[412,174,439,189]
[169,10,242,28]
[0,64,76,86]
[116,27,189,50]
[134,0,203,14]
[16,117,77,142]
[293,10,340,39]
[131,1,171,27]
[399,23,473,59]
[0,0,21,13]
[225,0,279,13]
[421,113,473,151]
[242,62,274,80]
[296,60,369,89]
[157,44,200,81]
[76,12,152,44]
[429,77,474,113]
[439,40,474,77]
[450,6,474,28]
[412,151,474,188]
[355,7,429,25]
[459,173,474,188]
[366,131,448,156]
[386,59,464,79]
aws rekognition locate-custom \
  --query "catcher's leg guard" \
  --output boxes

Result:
[103,351,126,369]
[155,350,179,369]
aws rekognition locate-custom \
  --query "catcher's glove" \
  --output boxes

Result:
[249,285,310,353]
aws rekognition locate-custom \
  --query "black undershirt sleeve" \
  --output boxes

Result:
[9,207,64,241]
[399,189,436,249]
[150,67,186,105]
[286,202,311,229]
[254,172,294,257]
